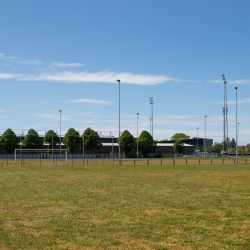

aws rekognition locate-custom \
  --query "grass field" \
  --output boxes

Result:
[0,164,249,249]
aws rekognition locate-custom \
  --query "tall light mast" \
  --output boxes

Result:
[222,74,228,154]
[149,97,154,139]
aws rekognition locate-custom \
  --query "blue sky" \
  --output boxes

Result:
[0,0,250,145]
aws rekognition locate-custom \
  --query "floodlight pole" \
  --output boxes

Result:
[137,113,139,160]
[52,134,54,165]
[20,135,22,166]
[204,116,207,159]
[116,79,121,165]
[112,136,114,165]
[82,135,84,165]
[59,110,62,161]
[149,97,154,138]
[196,127,199,152]
[234,87,238,163]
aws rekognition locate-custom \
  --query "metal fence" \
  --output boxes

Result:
[0,156,249,166]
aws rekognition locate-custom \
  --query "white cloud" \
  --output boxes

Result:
[20,60,43,65]
[19,70,180,85]
[51,62,85,67]
[65,98,112,105]
[0,70,180,85]
[0,73,19,79]
[41,98,112,105]
[208,79,250,85]
[0,53,4,58]
[212,98,250,105]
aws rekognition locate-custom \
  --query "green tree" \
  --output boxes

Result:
[171,133,190,139]
[0,128,19,153]
[22,129,43,149]
[173,139,184,154]
[82,128,102,153]
[138,131,157,157]
[238,146,245,155]
[209,142,223,153]
[63,128,82,153]
[246,143,250,153]
[118,130,135,158]
[44,130,60,150]
[230,138,236,148]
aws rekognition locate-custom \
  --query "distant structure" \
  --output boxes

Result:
[222,74,228,153]
[149,97,154,139]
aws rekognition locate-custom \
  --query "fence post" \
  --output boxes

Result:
[246,158,247,164]
[161,159,162,165]
[222,158,224,164]
[199,159,200,165]
[7,155,8,166]
[87,158,88,165]
[173,159,175,165]
[56,154,57,166]
[134,159,135,165]
[234,159,235,164]
[147,159,149,165]
[40,154,41,166]
[103,158,104,165]
[186,159,187,165]
[211,159,212,164]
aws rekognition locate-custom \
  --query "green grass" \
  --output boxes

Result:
[0,164,250,249]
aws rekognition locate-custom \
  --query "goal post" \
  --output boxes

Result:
[15,149,68,166]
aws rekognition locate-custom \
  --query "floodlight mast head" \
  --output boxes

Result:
[116,79,120,83]
[234,86,238,90]
[149,97,154,104]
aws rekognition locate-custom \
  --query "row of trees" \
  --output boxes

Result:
[0,128,157,157]
[208,138,250,155]
[0,128,102,154]
[208,138,236,153]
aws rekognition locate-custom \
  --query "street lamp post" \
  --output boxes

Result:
[204,116,207,159]
[234,87,238,163]
[59,110,62,161]
[137,113,139,160]
[196,127,199,152]
[116,79,121,165]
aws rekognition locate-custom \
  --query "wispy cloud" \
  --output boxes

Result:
[65,98,112,105]
[51,62,85,68]
[211,98,250,105]
[208,79,250,85]
[20,60,43,65]
[41,98,112,105]
[6,70,180,85]
[0,73,19,79]
[0,53,20,61]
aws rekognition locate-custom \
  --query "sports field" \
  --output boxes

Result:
[1,163,249,249]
